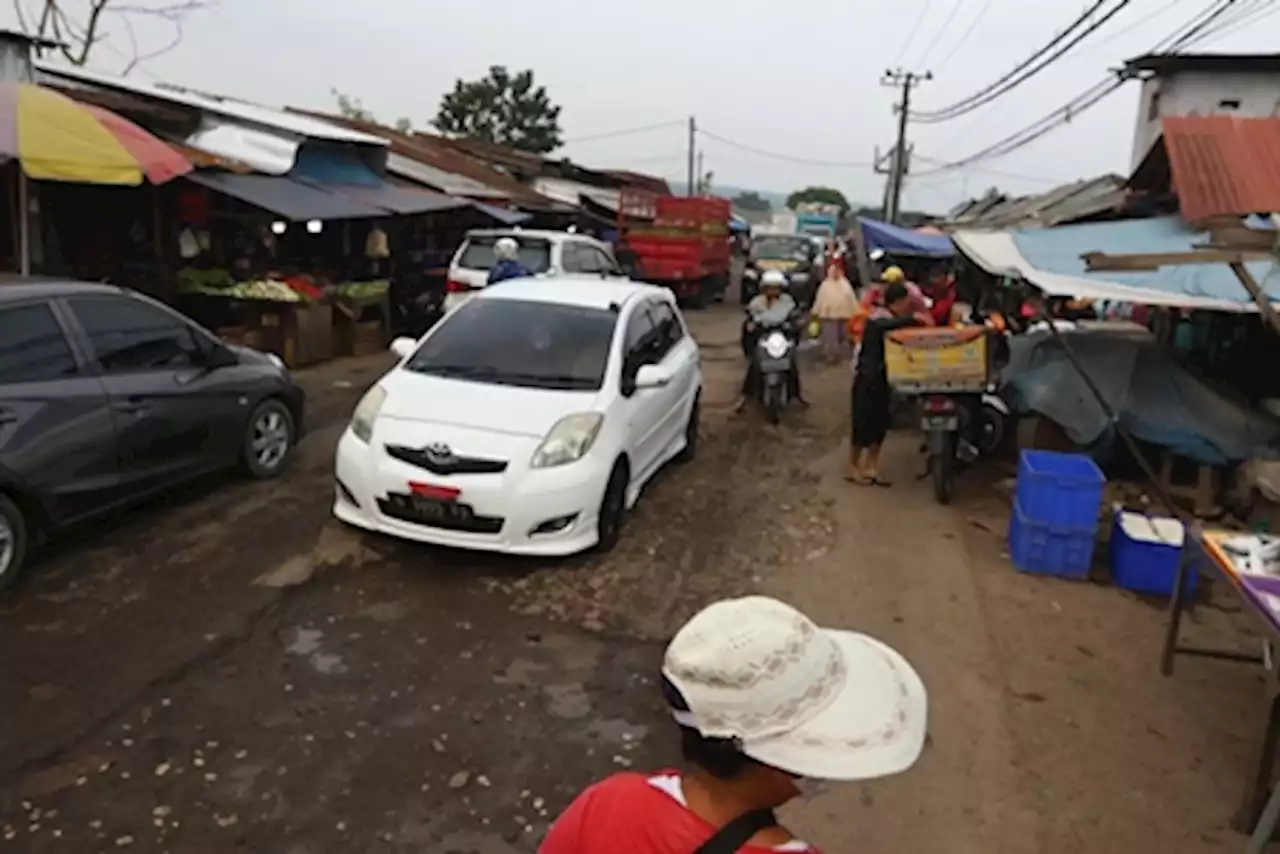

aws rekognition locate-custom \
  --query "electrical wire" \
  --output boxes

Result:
[1064,0,1198,62]
[930,0,998,71]
[560,120,685,145]
[695,128,873,167]
[913,0,971,69]
[912,0,1135,123]
[893,0,936,67]
[1190,0,1278,43]
[913,0,1245,172]
[909,0,1116,120]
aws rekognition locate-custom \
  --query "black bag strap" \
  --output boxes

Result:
[693,807,779,854]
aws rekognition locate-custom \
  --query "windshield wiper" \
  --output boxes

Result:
[413,363,499,377]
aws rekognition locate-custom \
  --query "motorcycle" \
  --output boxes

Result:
[745,313,801,425]
[918,326,1012,504]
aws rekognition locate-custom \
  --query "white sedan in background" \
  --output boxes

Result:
[333,277,702,555]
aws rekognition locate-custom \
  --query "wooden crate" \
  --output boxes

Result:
[353,320,385,356]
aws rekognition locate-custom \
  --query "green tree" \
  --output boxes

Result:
[332,89,412,132]
[786,186,851,215]
[732,191,772,213]
[432,66,563,154]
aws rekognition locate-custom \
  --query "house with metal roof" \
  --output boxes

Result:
[1123,52,1280,172]
[943,174,1130,230]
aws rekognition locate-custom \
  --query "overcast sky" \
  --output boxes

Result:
[8,0,1279,213]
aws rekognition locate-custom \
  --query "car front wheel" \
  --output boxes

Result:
[593,461,629,553]
[0,494,29,593]
[243,399,296,479]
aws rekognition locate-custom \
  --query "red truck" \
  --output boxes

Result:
[615,189,731,308]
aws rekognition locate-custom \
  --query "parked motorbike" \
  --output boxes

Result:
[916,324,1012,504]
[394,291,444,339]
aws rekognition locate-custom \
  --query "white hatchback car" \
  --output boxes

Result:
[444,229,623,314]
[333,278,702,556]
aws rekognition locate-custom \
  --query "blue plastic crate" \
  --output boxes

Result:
[1108,511,1194,597]
[1008,498,1097,580]
[1015,450,1106,528]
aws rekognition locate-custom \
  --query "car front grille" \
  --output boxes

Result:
[384,444,508,476]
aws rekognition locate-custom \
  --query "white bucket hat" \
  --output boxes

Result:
[662,596,927,782]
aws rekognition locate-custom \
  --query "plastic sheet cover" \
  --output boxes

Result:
[1003,327,1280,464]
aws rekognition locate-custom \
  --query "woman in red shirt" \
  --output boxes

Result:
[539,596,928,854]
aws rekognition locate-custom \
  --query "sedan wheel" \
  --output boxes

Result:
[244,400,295,478]
[0,495,28,592]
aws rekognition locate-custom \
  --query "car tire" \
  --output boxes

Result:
[0,494,29,593]
[675,394,700,463]
[243,399,296,479]
[593,460,629,554]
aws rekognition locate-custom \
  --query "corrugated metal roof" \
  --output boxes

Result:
[167,143,252,173]
[946,175,1127,229]
[386,153,508,199]
[602,170,670,195]
[35,62,388,146]
[286,110,556,207]
[1160,115,1280,223]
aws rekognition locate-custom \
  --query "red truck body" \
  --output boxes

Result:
[617,189,732,306]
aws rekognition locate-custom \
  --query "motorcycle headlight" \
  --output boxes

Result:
[762,332,790,359]
[530,413,604,469]
[744,268,759,279]
[349,386,387,444]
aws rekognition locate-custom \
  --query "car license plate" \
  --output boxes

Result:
[921,415,959,431]
[412,496,472,522]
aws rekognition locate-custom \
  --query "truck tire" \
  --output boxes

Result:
[685,278,708,310]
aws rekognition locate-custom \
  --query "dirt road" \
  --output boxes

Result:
[0,293,1269,853]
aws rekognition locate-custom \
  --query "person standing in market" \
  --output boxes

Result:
[847,282,922,486]
[810,260,859,363]
[538,595,928,854]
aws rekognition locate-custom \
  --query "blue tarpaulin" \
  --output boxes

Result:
[859,217,954,257]
[729,215,749,232]
[1010,215,1280,306]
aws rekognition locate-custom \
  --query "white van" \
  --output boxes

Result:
[444,229,624,313]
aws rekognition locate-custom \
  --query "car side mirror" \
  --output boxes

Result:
[634,364,671,390]
[207,343,240,369]
[389,337,416,359]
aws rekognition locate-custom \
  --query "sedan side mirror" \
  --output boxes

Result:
[389,337,416,359]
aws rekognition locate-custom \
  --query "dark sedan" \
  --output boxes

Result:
[0,279,305,590]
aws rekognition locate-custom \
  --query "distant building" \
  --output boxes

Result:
[1125,53,1280,171]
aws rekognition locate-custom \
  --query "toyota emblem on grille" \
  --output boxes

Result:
[423,442,454,463]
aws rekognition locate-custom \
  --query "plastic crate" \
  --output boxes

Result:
[1015,450,1106,528]
[1008,499,1097,580]
[1108,511,1194,597]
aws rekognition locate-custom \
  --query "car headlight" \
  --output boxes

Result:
[349,386,387,444]
[266,352,287,372]
[530,413,603,469]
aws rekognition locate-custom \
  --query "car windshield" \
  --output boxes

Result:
[753,238,811,261]
[457,236,552,273]
[404,298,617,391]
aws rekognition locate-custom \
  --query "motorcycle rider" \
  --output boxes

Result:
[735,270,808,412]
[487,236,530,284]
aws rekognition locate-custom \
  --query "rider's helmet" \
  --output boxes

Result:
[760,269,788,291]
[882,266,905,284]
[494,236,519,261]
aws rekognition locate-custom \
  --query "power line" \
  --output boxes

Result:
[1064,0,1197,62]
[931,0,997,71]
[911,0,1113,119]
[912,0,1135,123]
[914,0,972,69]
[893,0,935,67]
[561,120,684,145]
[1192,0,1278,42]
[913,0,1245,171]
[695,128,873,167]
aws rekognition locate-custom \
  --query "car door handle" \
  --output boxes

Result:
[113,399,148,415]
[0,410,15,425]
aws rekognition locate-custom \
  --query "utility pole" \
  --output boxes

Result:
[686,116,697,197]
[696,151,704,195]
[881,68,930,225]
